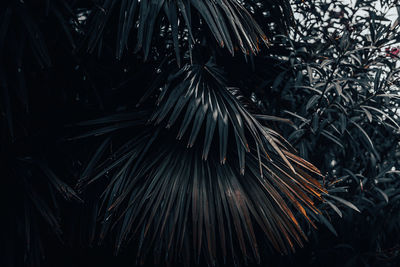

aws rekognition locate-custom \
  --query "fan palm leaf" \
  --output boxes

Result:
[74,60,327,265]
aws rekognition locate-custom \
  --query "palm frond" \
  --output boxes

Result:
[85,0,289,60]
[148,59,323,178]
[0,149,81,266]
[75,100,326,265]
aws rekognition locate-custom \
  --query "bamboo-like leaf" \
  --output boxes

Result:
[325,194,361,213]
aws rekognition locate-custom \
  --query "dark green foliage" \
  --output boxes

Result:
[1,0,399,266]
[259,0,400,265]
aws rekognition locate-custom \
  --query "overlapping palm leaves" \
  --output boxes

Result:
[75,59,327,265]
[0,142,82,267]
[1,0,329,266]
[85,0,295,60]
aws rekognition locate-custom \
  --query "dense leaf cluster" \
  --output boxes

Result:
[261,0,400,265]
[0,0,399,266]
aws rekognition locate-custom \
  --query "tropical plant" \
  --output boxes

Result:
[1,0,399,266]
[69,0,331,265]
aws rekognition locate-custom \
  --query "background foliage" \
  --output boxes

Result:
[265,0,400,265]
[0,0,399,266]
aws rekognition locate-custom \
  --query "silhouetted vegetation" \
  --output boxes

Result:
[1,0,399,266]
